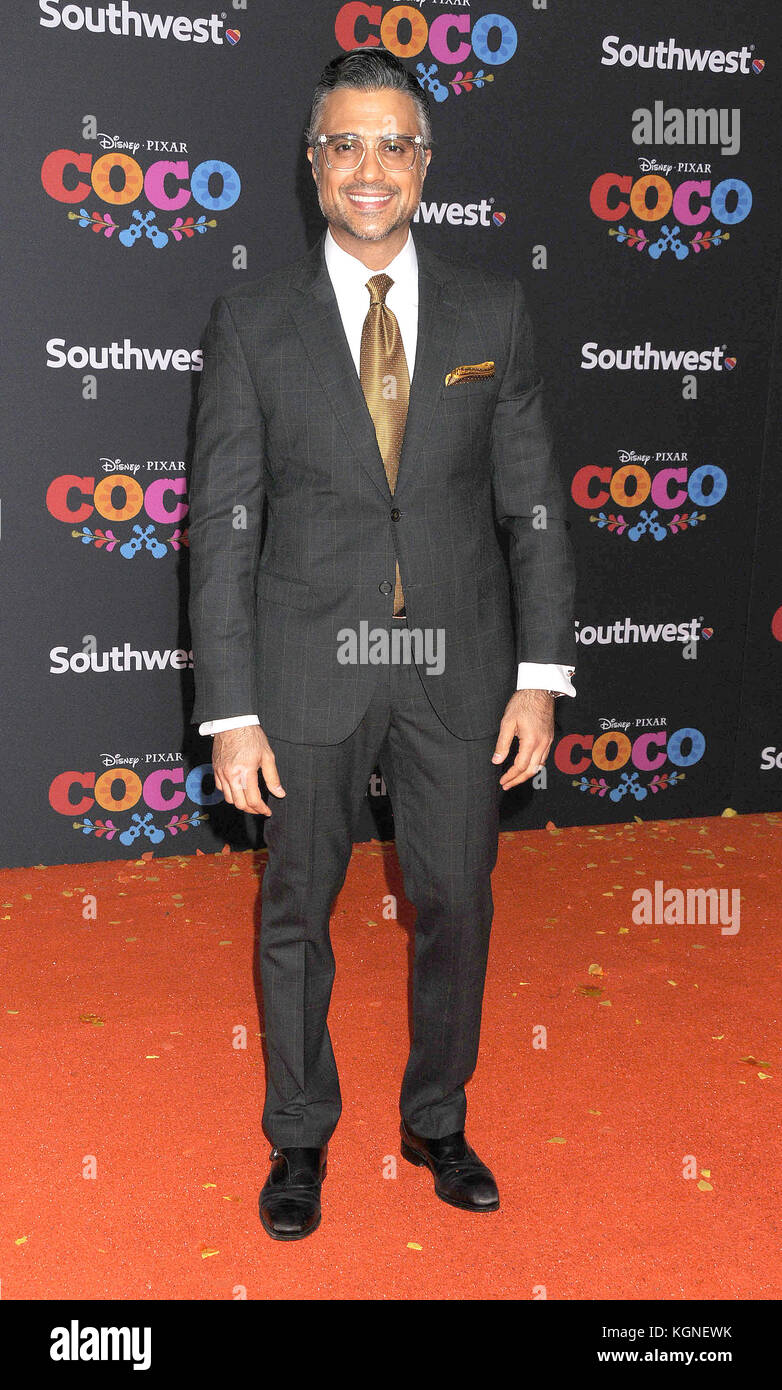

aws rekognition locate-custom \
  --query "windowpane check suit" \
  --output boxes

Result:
[188,228,576,1144]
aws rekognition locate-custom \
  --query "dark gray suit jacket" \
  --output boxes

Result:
[188,230,576,743]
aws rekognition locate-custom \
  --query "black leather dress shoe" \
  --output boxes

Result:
[258,1145,327,1241]
[400,1121,500,1212]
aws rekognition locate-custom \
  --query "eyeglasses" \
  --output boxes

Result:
[314,133,426,172]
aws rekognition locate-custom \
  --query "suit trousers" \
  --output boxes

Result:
[258,624,502,1147]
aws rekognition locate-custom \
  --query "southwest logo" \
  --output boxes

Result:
[601,35,759,76]
[752,58,765,74]
[413,198,503,228]
[226,29,240,45]
[39,1,231,45]
[724,356,737,370]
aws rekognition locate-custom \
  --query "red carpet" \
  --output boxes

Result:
[0,812,779,1300]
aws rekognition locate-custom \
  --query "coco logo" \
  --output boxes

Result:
[572,457,728,543]
[49,763,221,847]
[554,723,706,804]
[41,135,241,251]
[46,466,189,560]
[590,170,752,262]
[335,4,517,102]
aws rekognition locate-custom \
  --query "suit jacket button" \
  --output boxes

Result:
[390,508,401,521]
[379,581,393,595]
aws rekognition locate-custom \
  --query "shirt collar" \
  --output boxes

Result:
[324,225,418,298]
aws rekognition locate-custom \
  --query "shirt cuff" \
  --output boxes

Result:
[198,714,260,735]
[516,663,576,698]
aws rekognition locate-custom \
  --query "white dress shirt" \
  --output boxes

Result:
[199,227,575,735]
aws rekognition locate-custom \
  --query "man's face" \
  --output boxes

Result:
[307,87,431,246]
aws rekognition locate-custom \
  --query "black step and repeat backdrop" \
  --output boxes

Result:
[2,0,781,868]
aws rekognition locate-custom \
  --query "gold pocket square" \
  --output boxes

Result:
[445,360,495,387]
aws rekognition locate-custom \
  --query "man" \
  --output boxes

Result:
[188,49,576,1241]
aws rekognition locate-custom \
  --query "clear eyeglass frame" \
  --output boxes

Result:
[314,132,427,172]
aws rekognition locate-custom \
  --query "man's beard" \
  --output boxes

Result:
[316,185,419,242]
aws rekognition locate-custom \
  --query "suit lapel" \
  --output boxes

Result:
[396,240,461,497]
[288,230,462,502]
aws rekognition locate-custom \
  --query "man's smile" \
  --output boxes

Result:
[344,189,396,211]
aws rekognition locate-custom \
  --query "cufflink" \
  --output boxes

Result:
[444,360,495,386]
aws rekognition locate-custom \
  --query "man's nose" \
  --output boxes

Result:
[361,143,386,179]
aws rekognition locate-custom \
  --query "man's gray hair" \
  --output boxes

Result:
[305,48,433,156]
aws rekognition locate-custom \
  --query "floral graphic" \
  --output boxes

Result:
[610,222,730,260]
[70,206,218,249]
[74,810,208,843]
[169,214,217,241]
[589,509,707,541]
[71,524,189,558]
[68,208,118,238]
[573,770,685,801]
[415,61,494,102]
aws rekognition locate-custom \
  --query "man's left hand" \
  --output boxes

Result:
[492,688,555,790]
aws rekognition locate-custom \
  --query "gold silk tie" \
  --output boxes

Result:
[359,272,410,617]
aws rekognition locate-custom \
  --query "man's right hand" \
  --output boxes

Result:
[211,725,285,817]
